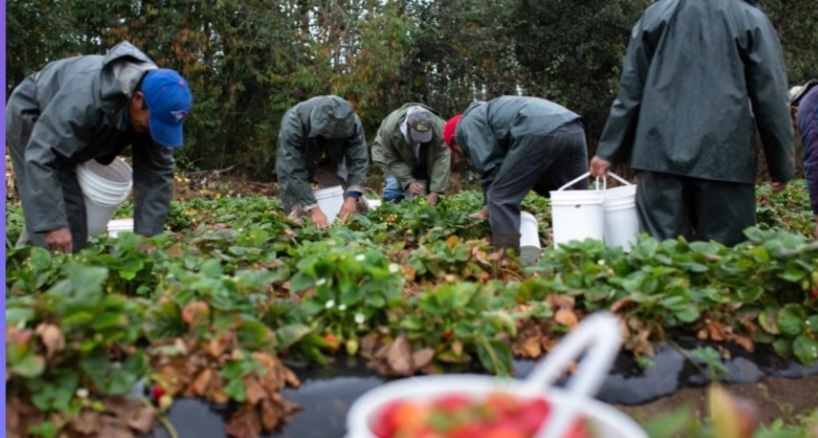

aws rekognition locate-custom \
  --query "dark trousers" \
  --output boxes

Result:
[635,171,755,246]
[487,120,589,238]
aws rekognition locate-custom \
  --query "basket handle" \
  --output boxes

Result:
[525,312,623,438]
[556,171,632,192]
[556,172,600,192]
[606,172,632,187]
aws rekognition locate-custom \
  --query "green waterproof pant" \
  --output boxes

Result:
[635,171,756,247]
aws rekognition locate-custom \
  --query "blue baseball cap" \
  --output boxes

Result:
[142,69,193,148]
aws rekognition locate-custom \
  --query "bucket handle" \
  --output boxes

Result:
[556,171,632,192]
[524,312,623,438]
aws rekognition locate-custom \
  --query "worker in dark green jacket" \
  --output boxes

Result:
[6,41,193,254]
[275,95,369,229]
[371,103,450,205]
[443,96,589,257]
[589,0,795,246]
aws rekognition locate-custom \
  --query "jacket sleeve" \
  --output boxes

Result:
[428,140,451,194]
[743,16,795,183]
[596,19,651,163]
[131,138,175,236]
[372,126,414,190]
[22,90,95,233]
[343,116,369,195]
[276,112,317,208]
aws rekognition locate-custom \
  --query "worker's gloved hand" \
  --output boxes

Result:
[45,227,73,254]
[310,207,331,230]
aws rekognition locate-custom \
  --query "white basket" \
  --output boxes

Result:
[345,312,647,438]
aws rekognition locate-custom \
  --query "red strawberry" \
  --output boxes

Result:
[518,398,550,434]
[151,384,166,404]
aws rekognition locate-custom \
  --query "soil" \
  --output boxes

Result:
[615,374,818,428]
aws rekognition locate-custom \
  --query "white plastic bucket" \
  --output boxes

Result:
[107,218,134,238]
[549,172,604,248]
[77,158,133,236]
[314,185,345,224]
[603,173,639,251]
[520,211,541,249]
[345,312,647,438]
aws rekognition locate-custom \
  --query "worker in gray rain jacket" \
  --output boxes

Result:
[7,41,193,254]
[275,95,369,229]
[371,103,450,205]
[589,0,795,246]
[443,96,589,259]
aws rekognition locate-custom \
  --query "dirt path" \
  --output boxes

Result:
[616,374,818,428]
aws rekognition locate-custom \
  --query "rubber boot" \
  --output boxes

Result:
[491,232,521,258]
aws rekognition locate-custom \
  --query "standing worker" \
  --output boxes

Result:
[790,80,818,238]
[276,95,369,229]
[443,96,590,259]
[589,0,795,246]
[7,41,193,254]
[371,104,450,205]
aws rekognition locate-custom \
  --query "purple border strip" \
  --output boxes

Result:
[1,0,8,431]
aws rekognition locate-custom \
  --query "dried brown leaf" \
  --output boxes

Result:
[70,410,103,435]
[411,348,435,370]
[243,375,268,405]
[385,335,413,376]
[554,308,578,328]
[35,324,65,358]
[517,337,542,358]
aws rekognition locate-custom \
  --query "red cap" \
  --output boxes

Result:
[443,114,462,148]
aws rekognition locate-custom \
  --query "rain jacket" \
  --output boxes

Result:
[371,103,450,194]
[6,41,175,237]
[454,96,580,190]
[275,95,368,212]
[796,84,818,215]
[596,0,794,185]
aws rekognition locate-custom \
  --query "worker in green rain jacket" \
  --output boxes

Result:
[589,0,795,246]
[371,103,450,205]
[275,95,369,229]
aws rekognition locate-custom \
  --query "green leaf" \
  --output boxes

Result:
[778,305,805,336]
[11,352,45,378]
[275,324,313,350]
[224,378,247,402]
[792,334,818,364]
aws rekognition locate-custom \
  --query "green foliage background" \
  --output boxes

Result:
[6,0,817,179]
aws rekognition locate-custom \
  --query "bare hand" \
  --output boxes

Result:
[409,181,425,195]
[469,205,489,220]
[589,156,612,178]
[310,208,330,230]
[45,227,73,254]
[338,197,358,221]
[771,181,786,194]
[426,192,440,205]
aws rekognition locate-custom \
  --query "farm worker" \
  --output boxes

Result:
[589,0,795,247]
[276,95,369,229]
[371,104,450,205]
[789,80,818,238]
[6,41,193,254]
[443,96,589,258]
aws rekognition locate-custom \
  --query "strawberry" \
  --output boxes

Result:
[517,398,550,434]
[151,384,166,404]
